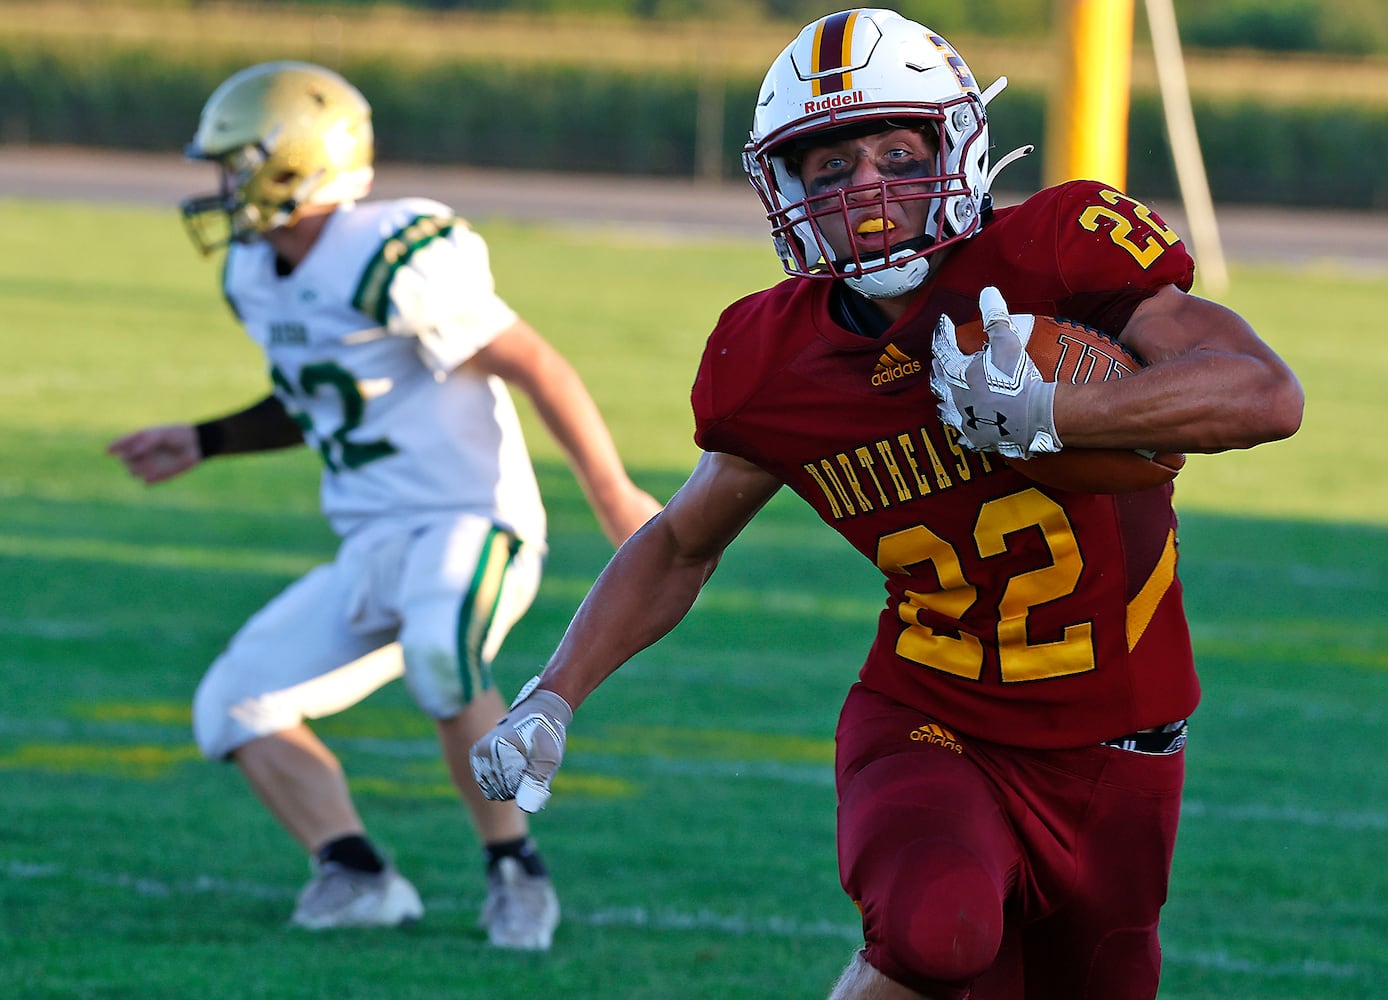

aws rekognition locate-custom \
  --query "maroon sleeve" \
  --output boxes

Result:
[1049,181,1195,333]
[692,279,808,459]
[690,323,727,451]
[691,306,747,456]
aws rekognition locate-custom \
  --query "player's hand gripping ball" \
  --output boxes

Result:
[933,288,1184,494]
[932,287,1062,462]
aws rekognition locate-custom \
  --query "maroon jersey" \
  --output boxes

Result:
[693,180,1199,748]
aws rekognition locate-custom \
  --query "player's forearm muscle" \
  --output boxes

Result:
[543,517,717,709]
[540,452,779,709]
[518,356,646,538]
[1054,287,1304,453]
[472,321,656,546]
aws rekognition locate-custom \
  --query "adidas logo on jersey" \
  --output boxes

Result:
[871,344,922,386]
[909,723,964,754]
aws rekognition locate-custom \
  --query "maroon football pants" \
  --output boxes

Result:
[835,683,1184,999]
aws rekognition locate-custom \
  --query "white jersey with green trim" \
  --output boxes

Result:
[223,197,546,544]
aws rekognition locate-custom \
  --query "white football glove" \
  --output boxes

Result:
[930,286,1062,460]
[470,675,573,813]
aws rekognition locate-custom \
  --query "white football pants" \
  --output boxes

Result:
[193,512,544,760]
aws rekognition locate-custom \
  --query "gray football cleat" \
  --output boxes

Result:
[477,856,560,950]
[290,860,424,930]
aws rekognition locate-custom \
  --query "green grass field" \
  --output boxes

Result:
[1,197,1385,999]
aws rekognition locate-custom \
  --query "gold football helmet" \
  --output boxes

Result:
[180,61,374,254]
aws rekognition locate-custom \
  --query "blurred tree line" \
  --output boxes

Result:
[241,0,1388,55]
[6,1,1386,206]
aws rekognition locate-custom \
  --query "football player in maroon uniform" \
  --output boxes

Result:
[471,8,1303,998]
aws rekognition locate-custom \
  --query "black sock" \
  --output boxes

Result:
[317,834,386,874]
[484,836,548,877]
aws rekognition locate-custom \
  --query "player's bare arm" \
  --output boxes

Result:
[469,318,661,547]
[1051,284,1304,454]
[471,451,778,810]
[108,394,302,484]
[540,450,780,710]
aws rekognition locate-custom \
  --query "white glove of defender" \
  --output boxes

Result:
[470,675,573,813]
[930,286,1062,460]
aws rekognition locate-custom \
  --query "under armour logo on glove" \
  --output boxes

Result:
[930,286,1062,459]
[963,406,1009,432]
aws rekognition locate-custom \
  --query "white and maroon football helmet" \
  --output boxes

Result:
[744,8,1029,298]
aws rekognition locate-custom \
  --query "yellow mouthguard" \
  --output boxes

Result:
[856,218,895,235]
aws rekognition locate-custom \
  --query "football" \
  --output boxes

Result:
[950,314,1185,493]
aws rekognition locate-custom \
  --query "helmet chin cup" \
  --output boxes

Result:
[843,248,932,300]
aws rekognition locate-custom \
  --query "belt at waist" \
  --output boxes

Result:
[1101,719,1188,755]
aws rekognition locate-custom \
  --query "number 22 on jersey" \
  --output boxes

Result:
[1078,189,1180,270]
[876,488,1096,684]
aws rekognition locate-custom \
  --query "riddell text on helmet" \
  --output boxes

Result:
[804,91,865,114]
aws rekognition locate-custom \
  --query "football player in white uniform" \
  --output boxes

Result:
[107,61,661,948]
